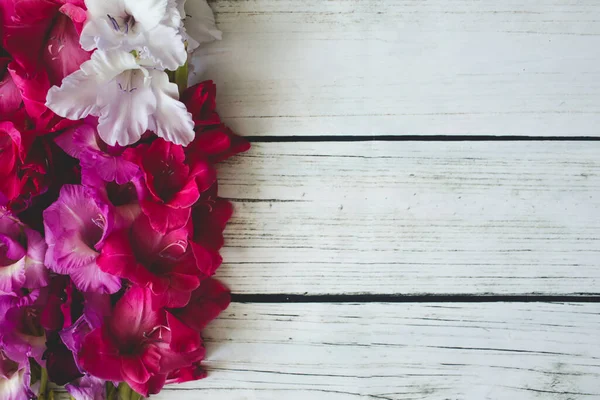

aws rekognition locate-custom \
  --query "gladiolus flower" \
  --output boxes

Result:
[43,185,121,294]
[128,137,216,233]
[46,50,194,147]
[78,287,205,396]
[0,207,48,295]
[0,351,35,400]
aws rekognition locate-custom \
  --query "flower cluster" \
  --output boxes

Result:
[1,0,248,399]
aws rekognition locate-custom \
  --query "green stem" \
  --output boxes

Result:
[174,58,189,95]
[118,382,131,400]
[38,368,48,400]
[117,382,144,400]
[106,382,116,400]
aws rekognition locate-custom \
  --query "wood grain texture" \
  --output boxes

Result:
[53,302,600,399]
[214,141,600,295]
[148,302,600,399]
[187,0,600,137]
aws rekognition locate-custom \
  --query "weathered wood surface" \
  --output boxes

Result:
[215,141,600,295]
[152,302,600,399]
[190,0,600,137]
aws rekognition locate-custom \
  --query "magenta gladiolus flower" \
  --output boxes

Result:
[98,213,216,308]
[0,290,46,365]
[169,278,230,333]
[0,207,48,294]
[55,119,140,185]
[127,138,216,234]
[43,185,121,294]
[78,287,205,396]
[0,350,35,400]
[66,375,108,400]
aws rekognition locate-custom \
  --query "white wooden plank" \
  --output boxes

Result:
[189,0,600,137]
[215,141,600,295]
[150,302,600,399]
[53,302,600,399]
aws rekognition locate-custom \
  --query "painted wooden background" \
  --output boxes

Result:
[143,0,600,398]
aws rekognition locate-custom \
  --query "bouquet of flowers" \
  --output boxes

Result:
[0,0,249,398]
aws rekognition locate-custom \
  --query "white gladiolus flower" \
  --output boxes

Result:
[46,50,194,147]
[80,0,187,70]
[178,0,222,52]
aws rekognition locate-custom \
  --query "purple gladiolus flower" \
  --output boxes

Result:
[0,350,36,400]
[43,185,121,294]
[55,119,140,185]
[0,207,48,295]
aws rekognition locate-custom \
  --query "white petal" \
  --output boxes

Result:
[80,19,123,51]
[162,0,184,28]
[176,0,186,18]
[96,68,157,146]
[124,0,168,31]
[147,69,194,146]
[184,0,222,47]
[83,50,139,82]
[46,50,139,123]
[84,0,126,19]
[141,24,187,70]
[46,68,99,120]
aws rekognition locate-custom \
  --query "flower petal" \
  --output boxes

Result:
[147,69,194,145]
[65,375,108,400]
[109,286,165,344]
[22,228,49,289]
[78,327,124,382]
[183,0,221,50]
[141,24,186,70]
[124,0,168,31]
[121,356,151,385]
[45,67,99,120]
[96,68,156,146]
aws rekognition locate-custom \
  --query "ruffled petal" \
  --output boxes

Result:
[78,327,124,382]
[124,0,168,31]
[147,69,194,145]
[141,24,186,70]
[45,67,100,120]
[96,68,156,146]
[183,0,221,50]
[65,375,108,400]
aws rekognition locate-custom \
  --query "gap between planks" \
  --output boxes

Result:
[246,135,600,143]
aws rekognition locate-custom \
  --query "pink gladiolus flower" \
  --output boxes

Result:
[43,185,121,294]
[78,287,205,396]
[0,207,48,295]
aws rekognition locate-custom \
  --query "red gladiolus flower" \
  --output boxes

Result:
[0,0,89,131]
[127,138,216,234]
[186,123,251,165]
[78,287,205,397]
[0,121,23,205]
[181,80,220,127]
[98,213,218,308]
